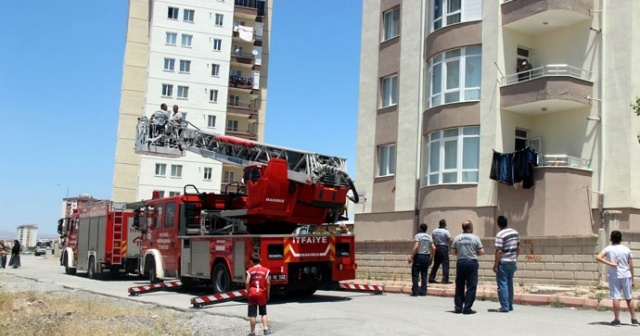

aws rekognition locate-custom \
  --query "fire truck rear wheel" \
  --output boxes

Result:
[64,253,76,275]
[88,257,97,279]
[212,263,231,294]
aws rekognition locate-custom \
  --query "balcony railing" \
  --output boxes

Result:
[541,154,590,170]
[235,0,258,9]
[502,64,592,86]
[229,75,253,89]
[227,99,253,109]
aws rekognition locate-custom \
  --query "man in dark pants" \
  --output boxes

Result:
[409,223,435,296]
[451,220,485,314]
[429,219,452,284]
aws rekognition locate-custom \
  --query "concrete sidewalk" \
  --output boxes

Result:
[344,279,640,312]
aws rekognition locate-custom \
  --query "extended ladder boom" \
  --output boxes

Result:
[135,117,355,190]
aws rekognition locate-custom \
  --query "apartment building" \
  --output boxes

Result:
[112,0,271,202]
[355,0,640,240]
[16,224,38,248]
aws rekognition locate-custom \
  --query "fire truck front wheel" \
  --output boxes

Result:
[211,263,232,294]
[87,257,98,280]
[147,257,161,284]
[63,253,76,275]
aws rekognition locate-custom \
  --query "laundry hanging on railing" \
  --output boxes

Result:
[490,147,538,189]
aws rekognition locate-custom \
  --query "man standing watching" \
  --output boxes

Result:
[596,230,638,325]
[429,219,452,284]
[492,215,520,313]
[409,223,435,297]
[451,220,484,314]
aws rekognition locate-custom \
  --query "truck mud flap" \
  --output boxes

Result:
[338,283,384,295]
[128,281,182,296]
[191,289,247,308]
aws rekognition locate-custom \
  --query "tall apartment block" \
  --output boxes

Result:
[16,224,38,248]
[113,0,271,202]
[355,0,640,240]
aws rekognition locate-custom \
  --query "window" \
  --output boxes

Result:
[223,171,235,183]
[162,84,173,97]
[233,45,243,56]
[211,63,220,76]
[154,190,165,199]
[229,94,240,106]
[382,7,400,41]
[177,86,189,99]
[215,13,224,26]
[183,9,194,22]
[227,120,238,132]
[380,75,398,107]
[171,164,183,178]
[207,115,216,127]
[427,45,481,108]
[181,34,193,47]
[166,32,177,45]
[179,60,191,73]
[163,58,175,71]
[168,7,179,19]
[213,38,222,51]
[423,126,479,186]
[169,191,181,197]
[165,202,175,228]
[204,167,212,180]
[231,69,242,77]
[155,163,167,176]
[209,89,218,102]
[515,129,527,151]
[377,144,396,177]
[433,0,461,30]
[181,112,187,122]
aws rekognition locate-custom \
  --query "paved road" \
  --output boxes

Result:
[3,254,636,336]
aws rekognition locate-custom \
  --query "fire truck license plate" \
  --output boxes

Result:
[270,274,286,281]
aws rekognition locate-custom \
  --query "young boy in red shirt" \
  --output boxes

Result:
[246,253,273,335]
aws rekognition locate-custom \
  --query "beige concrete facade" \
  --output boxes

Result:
[355,0,640,241]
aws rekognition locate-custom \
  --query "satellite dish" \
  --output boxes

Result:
[252,50,259,56]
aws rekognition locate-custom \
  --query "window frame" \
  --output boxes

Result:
[183,9,195,22]
[215,13,224,26]
[432,0,462,31]
[204,167,213,180]
[155,163,167,176]
[377,144,396,177]
[177,85,189,99]
[181,34,193,47]
[380,74,398,108]
[213,38,222,51]
[166,32,177,45]
[207,115,216,128]
[209,89,218,103]
[163,58,175,71]
[211,63,220,77]
[170,164,183,178]
[227,119,239,132]
[168,7,179,20]
[223,171,235,183]
[179,59,191,73]
[382,7,400,41]
[161,84,173,97]
[427,45,481,108]
[423,126,480,186]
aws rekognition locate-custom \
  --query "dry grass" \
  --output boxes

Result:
[0,289,192,336]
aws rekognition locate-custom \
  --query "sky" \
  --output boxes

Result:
[0,1,363,236]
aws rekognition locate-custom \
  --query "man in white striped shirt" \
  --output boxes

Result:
[492,216,520,313]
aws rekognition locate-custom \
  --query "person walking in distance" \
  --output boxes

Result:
[492,215,520,313]
[429,219,452,284]
[246,253,273,335]
[596,230,638,325]
[451,220,485,314]
[9,240,21,268]
[0,240,7,269]
[409,223,435,296]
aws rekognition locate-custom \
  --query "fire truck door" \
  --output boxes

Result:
[233,241,245,282]
[77,218,90,271]
[154,201,180,272]
[126,216,141,258]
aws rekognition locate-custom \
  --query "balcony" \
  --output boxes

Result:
[234,0,266,19]
[229,75,253,90]
[227,99,257,116]
[230,51,254,66]
[501,0,592,36]
[500,64,593,114]
[226,126,258,140]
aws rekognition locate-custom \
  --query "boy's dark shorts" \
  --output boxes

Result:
[248,304,267,317]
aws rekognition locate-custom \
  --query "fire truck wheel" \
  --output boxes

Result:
[87,257,97,279]
[212,263,231,294]
[148,259,160,284]
[64,253,76,275]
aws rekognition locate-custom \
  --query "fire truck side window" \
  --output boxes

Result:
[165,202,176,228]
[155,204,164,228]
[243,167,261,183]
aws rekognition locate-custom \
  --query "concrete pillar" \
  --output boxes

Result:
[597,228,608,286]
[603,210,622,236]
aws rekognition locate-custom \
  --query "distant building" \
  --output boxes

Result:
[16,224,38,248]
[60,194,100,218]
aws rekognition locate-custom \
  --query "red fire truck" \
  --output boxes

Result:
[58,200,141,278]
[131,118,359,295]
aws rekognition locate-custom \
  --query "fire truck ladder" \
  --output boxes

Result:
[112,209,124,265]
[135,117,359,196]
[128,280,182,296]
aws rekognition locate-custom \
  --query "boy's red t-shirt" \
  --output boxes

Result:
[247,265,270,305]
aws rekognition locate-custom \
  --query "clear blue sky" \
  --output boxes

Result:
[0,1,363,236]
